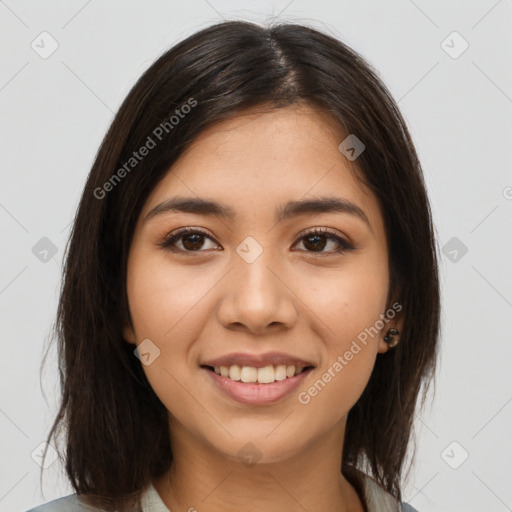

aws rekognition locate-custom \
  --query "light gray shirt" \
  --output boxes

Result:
[26,472,419,512]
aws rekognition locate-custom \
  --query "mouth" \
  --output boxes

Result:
[200,364,314,384]
[200,364,315,405]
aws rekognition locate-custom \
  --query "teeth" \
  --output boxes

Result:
[229,365,241,381]
[286,365,296,378]
[213,364,307,384]
[241,366,257,383]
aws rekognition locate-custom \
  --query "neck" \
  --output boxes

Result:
[153,417,364,512]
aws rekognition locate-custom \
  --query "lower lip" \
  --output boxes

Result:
[203,367,313,405]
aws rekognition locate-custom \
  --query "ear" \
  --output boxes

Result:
[123,323,137,345]
[377,301,405,354]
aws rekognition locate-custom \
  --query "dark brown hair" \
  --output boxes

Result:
[40,19,440,510]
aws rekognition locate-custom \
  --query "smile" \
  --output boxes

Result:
[201,365,314,405]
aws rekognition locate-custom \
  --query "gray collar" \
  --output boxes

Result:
[355,470,401,512]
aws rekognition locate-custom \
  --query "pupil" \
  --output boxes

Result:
[183,234,203,250]
[305,235,325,251]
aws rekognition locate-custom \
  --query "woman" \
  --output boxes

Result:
[28,19,440,512]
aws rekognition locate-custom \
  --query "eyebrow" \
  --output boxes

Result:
[144,196,372,230]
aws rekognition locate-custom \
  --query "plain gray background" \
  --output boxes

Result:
[1,1,511,511]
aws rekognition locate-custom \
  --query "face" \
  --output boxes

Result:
[123,103,401,465]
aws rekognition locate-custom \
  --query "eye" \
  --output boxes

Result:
[158,227,354,255]
[158,227,218,253]
[293,227,354,255]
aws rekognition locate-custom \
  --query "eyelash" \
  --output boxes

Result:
[157,226,355,256]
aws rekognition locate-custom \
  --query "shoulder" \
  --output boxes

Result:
[26,488,151,512]
[26,493,101,511]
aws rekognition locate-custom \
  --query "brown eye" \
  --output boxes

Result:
[302,234,329,252]
[158,227,354,255]
[159,228,218,253]
[294,228,354,254]
[180,233,206,251]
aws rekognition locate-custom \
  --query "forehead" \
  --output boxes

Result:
[140,104,385,238]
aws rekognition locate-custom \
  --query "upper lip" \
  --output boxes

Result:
[201,351,316,369]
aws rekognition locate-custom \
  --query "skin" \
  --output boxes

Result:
[123,102,403,512]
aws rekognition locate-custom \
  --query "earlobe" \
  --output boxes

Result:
[123,325,137,345]
[378,303,405,353]
[379,323,403,353]
[378,338,391,354]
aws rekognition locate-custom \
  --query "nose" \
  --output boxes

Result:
[216,249,298,335]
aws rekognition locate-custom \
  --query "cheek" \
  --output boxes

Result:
[126,251,217,340]
[304,259,389,346]
[296,261,386,411]
[299,344,377,419]
[125,250,221,401]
